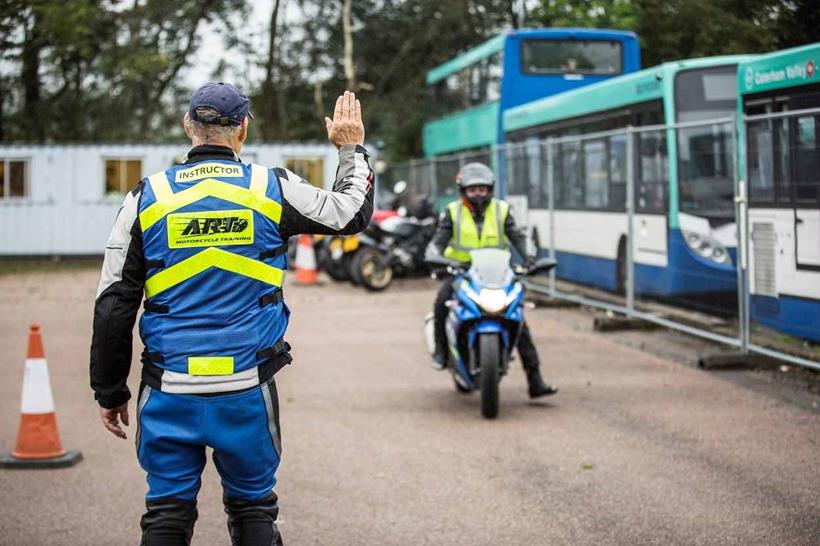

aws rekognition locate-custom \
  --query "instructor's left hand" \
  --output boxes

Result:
[100,403,129,439]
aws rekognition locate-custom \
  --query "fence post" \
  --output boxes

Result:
[429,158,437,202]
[546,138,556,297]
[625,126,636,315]
[409,159,417,191]
[731,117,749,354]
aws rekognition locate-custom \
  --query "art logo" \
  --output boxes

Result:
[167,209,254,248]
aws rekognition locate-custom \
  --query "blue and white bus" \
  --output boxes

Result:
[739,43,820,342]
[502,55,754,303]
[424,28,641,164]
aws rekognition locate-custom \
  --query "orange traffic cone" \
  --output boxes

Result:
[294,234,318,285]
[0,324,82,469]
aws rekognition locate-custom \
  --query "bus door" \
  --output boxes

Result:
[792,113,820,270]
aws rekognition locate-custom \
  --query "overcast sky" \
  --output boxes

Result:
[183,0,301,90]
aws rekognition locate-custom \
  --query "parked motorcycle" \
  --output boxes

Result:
[349,186,436,291]
[317,234,361,282]
[424,249,556,419]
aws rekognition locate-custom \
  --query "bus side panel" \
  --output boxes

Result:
[748,208,820,342]
[423,103,500,157]
[751,295,820,343]
[529,209,668,295]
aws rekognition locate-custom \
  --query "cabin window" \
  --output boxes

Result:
[105,159,142,197]
[285,158,325,188]
[0,159,29,199]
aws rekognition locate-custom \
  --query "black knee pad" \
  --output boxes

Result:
[224,492,282,546]
[140,498,198,546]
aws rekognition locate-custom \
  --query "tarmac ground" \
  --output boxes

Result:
[0,266,818,545]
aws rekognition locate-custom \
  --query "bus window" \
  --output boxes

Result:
[609,133,627,210]
[748,121,775,202]
[520,40,623,76]
[559,141,583,207]
[793,115,820,203]
[675,65,738,219]
[428,53,503,119]
[485,53,502,102]
[637,130,668,213]
[583,140,608,208]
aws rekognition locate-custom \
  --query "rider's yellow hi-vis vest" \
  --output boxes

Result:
[443,198,509,263]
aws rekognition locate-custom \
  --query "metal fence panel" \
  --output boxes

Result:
[385,115,820,371]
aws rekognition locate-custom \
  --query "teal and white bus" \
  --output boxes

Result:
[502,55,754,302]
[739,42,820,341]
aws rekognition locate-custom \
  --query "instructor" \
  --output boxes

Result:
[90,83,372,545]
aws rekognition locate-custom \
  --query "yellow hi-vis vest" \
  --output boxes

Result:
[443,198,510,263]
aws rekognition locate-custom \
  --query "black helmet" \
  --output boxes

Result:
[456,162,495,191]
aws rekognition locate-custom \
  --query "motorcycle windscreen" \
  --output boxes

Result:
[468,249,513,288]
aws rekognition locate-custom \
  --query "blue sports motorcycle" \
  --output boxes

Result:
[425,249,556,419]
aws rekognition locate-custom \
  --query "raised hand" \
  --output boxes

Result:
[325,90,365,148]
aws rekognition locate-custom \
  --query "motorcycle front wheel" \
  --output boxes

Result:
[479,333,501,419]
[350,247,393,291]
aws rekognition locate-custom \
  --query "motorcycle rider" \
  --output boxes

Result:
[426,162,557,398]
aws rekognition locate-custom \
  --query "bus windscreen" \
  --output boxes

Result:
[520,40,623,75]
[675,66,738,219]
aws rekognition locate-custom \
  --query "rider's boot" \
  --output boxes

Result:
[140,498,198,546]
[224,492,283,546]
[526,369,558,399]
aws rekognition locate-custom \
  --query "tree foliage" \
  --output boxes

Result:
[1,0,818,158]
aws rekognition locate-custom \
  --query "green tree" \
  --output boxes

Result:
[1,0,248,143]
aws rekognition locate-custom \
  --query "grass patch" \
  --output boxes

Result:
[0,257,102,276]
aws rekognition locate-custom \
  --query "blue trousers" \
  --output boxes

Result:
[136,379,282,502]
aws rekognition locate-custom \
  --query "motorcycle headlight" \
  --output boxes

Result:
[682,230,730,265]
[477,289,508,314]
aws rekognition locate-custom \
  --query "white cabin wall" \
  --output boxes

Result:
[0,143,351,256]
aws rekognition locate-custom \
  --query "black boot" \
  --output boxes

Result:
[527,370,558,399]
[140,498,198,546]
[224,492,283,546]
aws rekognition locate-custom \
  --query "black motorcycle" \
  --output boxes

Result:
[349,193,436,291]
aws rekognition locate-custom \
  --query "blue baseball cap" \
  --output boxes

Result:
[188,82,254,127]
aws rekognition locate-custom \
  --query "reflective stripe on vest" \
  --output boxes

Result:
[144,247,284,298]
[139,164,281,230]
[443,198,509,262]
